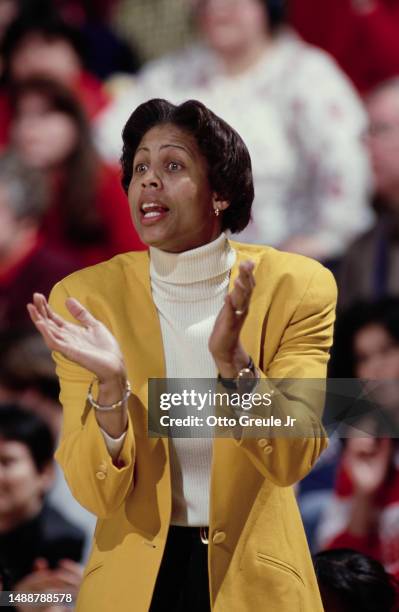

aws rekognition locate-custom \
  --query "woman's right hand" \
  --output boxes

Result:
[27,293,126,382]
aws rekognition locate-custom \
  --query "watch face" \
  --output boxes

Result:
[237,367,255,380]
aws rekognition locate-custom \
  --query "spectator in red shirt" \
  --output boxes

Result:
[290,0,399,94]
[9,77,145,268]
[0,152,76,332]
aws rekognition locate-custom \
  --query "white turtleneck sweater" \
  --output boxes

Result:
[100,233,236,526]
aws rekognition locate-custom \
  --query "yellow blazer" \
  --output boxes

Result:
[50,241,337,612]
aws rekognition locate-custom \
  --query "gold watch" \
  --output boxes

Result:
[218,357,258,390]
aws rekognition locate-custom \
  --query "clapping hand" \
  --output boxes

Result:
[28,292,129,437]
[209,261,255,378]
[27,293,126,382]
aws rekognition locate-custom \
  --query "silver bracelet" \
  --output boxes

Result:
[87,378,131,412]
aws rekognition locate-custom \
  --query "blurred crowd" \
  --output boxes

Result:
[1,0,399,609]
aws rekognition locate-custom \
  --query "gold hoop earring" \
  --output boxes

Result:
[214,208,220,217]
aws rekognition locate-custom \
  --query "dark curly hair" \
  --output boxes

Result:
[121,98,254,234]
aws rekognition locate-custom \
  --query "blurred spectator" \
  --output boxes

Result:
[0,153,76,332]
[10,77,145,267]
[0,3,47,106]
[290,0,399,94]
[0,0,18,45]
[97,0,371,260]
[313,549,398,612]
[0,331,62,437]
[112,0,194,63]
[0,404,84,595]
[329,298,399,380]
[56,0,141,80]
[339,79,399,308]
[317,299,399,579]
[0,0,59,48]
[0,14,111,146]
[0,330,96,562]
[298,297,399,550]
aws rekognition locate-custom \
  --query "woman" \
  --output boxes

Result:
[28,98,336,611]
[10,77,145,268]
[98,0,371,261]
[0,151,76,333]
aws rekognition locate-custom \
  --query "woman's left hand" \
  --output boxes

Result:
[209,260,255,378]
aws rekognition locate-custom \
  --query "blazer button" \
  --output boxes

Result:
[96,471,106,480]
[258,439,269,448]
[263,445,273,455]
[212,531,226,545]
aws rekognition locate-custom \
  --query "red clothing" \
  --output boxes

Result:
[289,0,399,93]
[0,238,78,331]
[71,70,110,120]
[320,453,399,579]
[40,163,146,267]
[0,93,11,151]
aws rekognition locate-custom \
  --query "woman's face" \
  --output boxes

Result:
[12,93,79,169]
[197,0,269,56]
[128,123,227,252]
[0,439,52,524]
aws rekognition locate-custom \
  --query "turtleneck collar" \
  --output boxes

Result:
[149,233,236,285]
